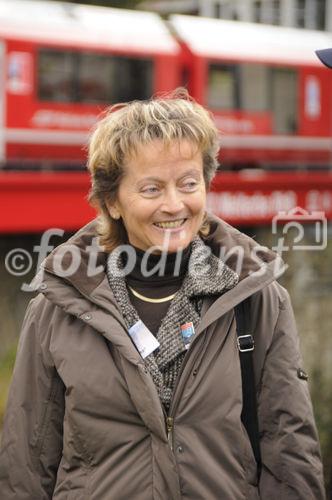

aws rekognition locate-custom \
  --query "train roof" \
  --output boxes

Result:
[0,0,179,55]
[170,14,332,66]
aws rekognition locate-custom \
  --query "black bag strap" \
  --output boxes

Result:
[234,297,262,478]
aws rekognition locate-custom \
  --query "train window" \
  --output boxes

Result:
[78,53,112,103]
[317,0,326,30]
[253,0,262,22]
[240,65,269,111]
[297,0,305,28]
[270,68,298,133]
[108,57,153,103]
[207,64,239,109]
[38,50,75,102]
[38,49,153,104]
[208,63,268,111]
[207,62,298,134]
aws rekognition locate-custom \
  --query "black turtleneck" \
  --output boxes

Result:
[124,245,191,335]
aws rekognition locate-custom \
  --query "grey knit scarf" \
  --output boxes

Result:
[106,237,239,411]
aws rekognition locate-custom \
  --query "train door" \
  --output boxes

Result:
[300,67,332,137]
[0,41,5,163]
[270,67,298,134]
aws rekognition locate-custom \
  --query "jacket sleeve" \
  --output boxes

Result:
[258,286,326,499]
[0,296,65,499]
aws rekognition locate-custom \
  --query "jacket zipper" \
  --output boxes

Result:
[166,416,174,451]
[168,334,201,415]
[164,335,203,452]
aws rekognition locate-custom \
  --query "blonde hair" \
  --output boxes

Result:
[87,88,219,251]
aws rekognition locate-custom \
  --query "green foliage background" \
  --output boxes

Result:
[0,347,16,429]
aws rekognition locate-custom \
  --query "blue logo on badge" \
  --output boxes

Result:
[181,322,195,349]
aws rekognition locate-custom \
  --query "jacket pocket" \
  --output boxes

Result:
[31,368,62,458]
[53,412,93,498]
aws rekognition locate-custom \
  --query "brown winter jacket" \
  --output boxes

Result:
[0,214,326,499]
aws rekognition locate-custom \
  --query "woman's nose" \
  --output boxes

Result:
[161,188,184,214]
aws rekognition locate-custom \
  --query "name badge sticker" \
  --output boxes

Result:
[128,320,160,359]
[181,322,195,349]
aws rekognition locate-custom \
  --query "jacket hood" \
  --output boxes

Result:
[204,213,278,279]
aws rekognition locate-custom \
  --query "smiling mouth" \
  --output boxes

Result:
[153,219,187,229]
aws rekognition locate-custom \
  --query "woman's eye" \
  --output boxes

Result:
[141,186,159,195]
[182,181,198,191]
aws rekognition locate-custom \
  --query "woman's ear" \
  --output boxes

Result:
[106,201,121,220]
[110,208,121,220]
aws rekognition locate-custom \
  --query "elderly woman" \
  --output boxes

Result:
[0,90,325,499]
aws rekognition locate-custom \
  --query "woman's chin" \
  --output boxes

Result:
[151,232,192,253]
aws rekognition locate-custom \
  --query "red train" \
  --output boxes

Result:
[1,0,332,231]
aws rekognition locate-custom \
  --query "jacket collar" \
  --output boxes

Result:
[37,213,284,354]
[195,254,284,336]
[105,236,240,404]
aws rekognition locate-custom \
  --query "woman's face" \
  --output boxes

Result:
[109,139,206,253]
